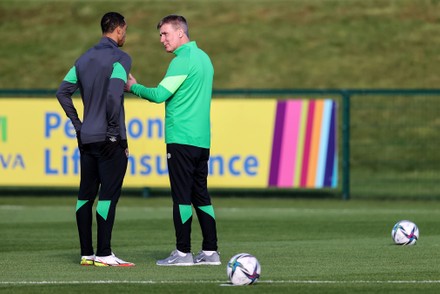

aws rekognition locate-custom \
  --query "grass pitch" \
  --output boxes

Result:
[1,196,440,293]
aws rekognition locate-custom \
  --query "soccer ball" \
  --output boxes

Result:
[391,220,419,245]
[226,253,261,285]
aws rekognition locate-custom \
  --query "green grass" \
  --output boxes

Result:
[1,196,440,293]
[1,0,440,89]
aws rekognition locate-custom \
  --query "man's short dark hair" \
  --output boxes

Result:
[157,14,189,37]
[101,12,126,34]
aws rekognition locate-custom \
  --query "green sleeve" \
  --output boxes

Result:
[131,83,173,103]
[130,55,188,103]
[110,62,128,83]
[63,66,77,84]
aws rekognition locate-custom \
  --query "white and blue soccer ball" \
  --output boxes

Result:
[391,220,419,245]
[226,253,261,285]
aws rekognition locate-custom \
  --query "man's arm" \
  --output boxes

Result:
[129,82,175,103]
[126,57,188,103]
[56,66,81,132]
[106,55,131,137]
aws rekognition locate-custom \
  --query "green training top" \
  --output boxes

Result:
[131,41,214,149]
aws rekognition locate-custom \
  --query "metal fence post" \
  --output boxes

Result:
[342,90,351,200]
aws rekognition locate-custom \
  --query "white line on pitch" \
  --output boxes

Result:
[2,280,440,285]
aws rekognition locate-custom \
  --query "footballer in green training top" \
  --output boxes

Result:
[126,14,220,266]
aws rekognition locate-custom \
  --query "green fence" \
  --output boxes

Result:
[348,90,440,200]
[2,89,440,200]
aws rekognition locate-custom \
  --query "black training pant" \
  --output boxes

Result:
[166,143,218,253]
[76,141,128,256]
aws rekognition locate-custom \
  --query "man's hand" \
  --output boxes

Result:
[124,73,138,92]
[76,130,84,153]
[101,135,121,158]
